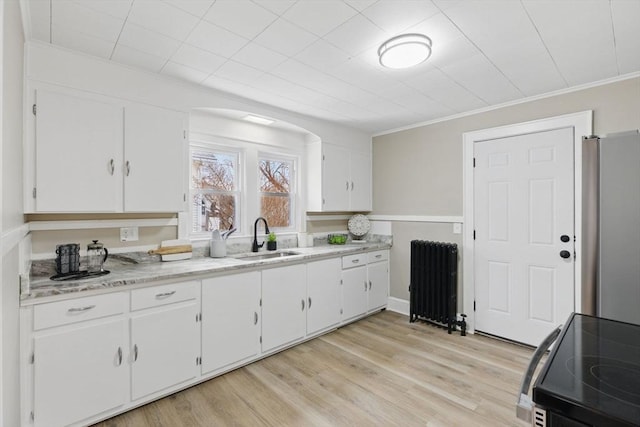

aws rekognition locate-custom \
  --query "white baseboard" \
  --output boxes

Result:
[387,297,409,316]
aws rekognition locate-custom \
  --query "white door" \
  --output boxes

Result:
[342,266,367,321]
[307,258,341,335]
[367,260,389,311]
[124,104,186,212]
[474,127,574,346]
[261,265,306,352]
[33,319,127,427]
[35,89,123,212]
[201,272,261,374]
[349,151,372,211]
[322,144,350,211]
[130,302,198,400]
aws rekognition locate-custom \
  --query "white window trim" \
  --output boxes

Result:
[258,151,299,233]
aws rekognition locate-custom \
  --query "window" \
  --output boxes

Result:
[190,147,240,234]
[259,155,295,229]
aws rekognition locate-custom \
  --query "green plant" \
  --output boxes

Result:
[267,232,277,242]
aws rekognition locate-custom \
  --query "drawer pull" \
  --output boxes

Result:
[155,291,176,299]
[117,347,123,366]
[375,254,382,259]
[308,297,312,309]
[364,281,367,291]
[254,312,258,325]
[301,299,305,311]
[133,344,139,362]
[369,281,372,290]
[351,259,360,264]
[68,305,96,313]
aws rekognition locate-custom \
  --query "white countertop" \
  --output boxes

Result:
[23,243,390,305]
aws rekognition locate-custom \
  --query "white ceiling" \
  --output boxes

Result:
[24,0,640,134]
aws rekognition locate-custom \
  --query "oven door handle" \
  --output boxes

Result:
[516,326,562,423]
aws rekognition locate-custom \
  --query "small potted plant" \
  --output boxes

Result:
[266,232,277,251]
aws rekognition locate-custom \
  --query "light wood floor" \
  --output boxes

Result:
[93,311,534,427]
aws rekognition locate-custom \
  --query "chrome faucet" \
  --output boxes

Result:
[252,217,270,252]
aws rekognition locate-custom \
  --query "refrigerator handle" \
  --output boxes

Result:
[516,325,562,423]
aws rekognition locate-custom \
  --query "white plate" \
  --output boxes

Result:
[348,214,371,237]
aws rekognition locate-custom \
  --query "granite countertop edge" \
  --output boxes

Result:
[22,243,391,305]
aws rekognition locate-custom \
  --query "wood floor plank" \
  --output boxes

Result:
[92,311,532,427]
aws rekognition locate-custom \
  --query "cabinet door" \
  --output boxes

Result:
[130,302,198,401]
[307,258,341,335]
[342,266,368,321]
[368,261,389,311]
[262,264,306,352]
[322,144,350,211]
[349,151,372,211]
[34,89,123,212]
[33,318,127,427]
[201,272,261,374]
[124,104,186,212]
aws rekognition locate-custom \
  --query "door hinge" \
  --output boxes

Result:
[32,104,36,115]
[32,187,37,199]
[473,157,476,167]
[473,230,476,240]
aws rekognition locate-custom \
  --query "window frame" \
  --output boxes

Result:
[189,142,243,239]
[257,151,298,232]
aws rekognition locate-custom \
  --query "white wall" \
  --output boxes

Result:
[1,0,24,425]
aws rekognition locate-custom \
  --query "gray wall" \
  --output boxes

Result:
[1,0,24,425]
[373,77,640,304]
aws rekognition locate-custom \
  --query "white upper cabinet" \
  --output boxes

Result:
[27,87,187,213]
[124,104,187,212]
[33,89,124,212]
[307,142,372,212]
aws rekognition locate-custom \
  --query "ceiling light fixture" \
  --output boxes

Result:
[243,114,275,125]
[378,33,432,69]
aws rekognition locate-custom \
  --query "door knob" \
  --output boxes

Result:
[560,235,570,243]
[560,250,571,259]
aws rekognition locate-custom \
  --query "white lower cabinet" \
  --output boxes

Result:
[342,264,368,321]
[129,282,199,401]
[306,258,342,335]
[261,264,307,353]
[33,316,128,427]
[201,272,261,374]
[367,251,390,312]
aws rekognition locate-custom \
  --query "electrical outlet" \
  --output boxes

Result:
[120,227,139,242]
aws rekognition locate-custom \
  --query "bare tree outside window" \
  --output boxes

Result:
[191,150,238,233]
[259,157,294,228]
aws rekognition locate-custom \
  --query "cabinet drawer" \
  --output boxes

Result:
[34,293,127,330]
[368,250,388,263]
[131,281,198,311]
[342,253,367,269]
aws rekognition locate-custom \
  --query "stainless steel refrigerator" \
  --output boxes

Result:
[582,130,640,325]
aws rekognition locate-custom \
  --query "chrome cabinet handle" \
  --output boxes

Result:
[301,299,305,311]
[109,159,115,175]
[351,259,359,264]
[133,344,138,362]
[125,160,131,176]
[155,291,176,298]
[254,312,258,325]
[117,347,122,366]
[308,297,312,309]
[68,305,96,313]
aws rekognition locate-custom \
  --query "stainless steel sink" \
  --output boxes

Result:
[231,251,300,261]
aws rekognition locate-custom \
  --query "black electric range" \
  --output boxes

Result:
[533,313,640,427]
